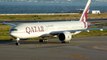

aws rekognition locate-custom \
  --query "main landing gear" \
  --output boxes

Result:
[39,37,48,43]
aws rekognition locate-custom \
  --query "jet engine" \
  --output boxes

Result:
[58,32,72,43]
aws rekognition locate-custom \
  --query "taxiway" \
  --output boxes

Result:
[0,36,107,60]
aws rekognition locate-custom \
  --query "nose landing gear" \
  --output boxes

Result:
[15,38,20,46]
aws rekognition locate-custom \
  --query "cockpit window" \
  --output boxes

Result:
[11,29,18,31]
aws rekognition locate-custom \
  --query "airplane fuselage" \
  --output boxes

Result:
[10,21,87,38]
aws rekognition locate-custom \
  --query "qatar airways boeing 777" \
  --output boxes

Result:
[4,0,91,45]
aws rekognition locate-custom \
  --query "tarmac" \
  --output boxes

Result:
[0,36,107,60]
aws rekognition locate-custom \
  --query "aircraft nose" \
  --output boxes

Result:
[10,28,18,37]
[10,32,14,36]
[10,31,17,37]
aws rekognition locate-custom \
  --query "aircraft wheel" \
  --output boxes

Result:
[15,42,20,46]
[39,39,44,43]
[39,39,48,43]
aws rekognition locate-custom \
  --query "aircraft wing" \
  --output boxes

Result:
[49,27,107,36]
[50,30,83,35]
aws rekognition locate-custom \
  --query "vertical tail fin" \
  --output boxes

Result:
[79,0,91,22]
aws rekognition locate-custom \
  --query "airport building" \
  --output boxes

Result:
[92,10,101,14]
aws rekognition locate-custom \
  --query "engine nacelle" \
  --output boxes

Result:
[58,32,72,43]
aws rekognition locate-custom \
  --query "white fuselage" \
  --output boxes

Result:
[10,21,86,38]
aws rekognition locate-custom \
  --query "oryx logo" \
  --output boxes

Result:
[82,11,88,28]
[79,0,91,28]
